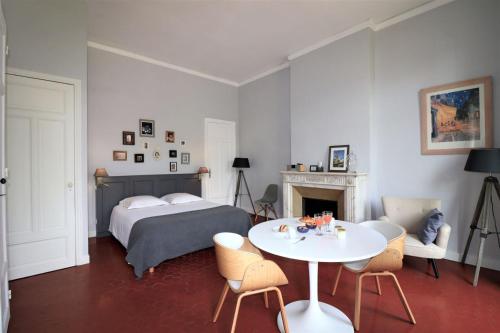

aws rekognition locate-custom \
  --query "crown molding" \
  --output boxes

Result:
[239,62,290,87]
[287,0,455,61]
[87,41,239,87]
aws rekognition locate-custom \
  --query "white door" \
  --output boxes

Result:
[204,118,236,205]
[0,4,9,331]
[6,74,76,280]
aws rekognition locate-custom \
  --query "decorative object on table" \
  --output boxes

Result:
[134,153,144,163]
[152,149,161,160]
[122,131,135,145]
[297,163,306,172]
[254,184,278,224]
[380,196,451,279]
[170,162,177,172]
[317,161,324,172]
[197,166,210,180]
[328,145,349,172]
[332,220,416,331]
[347,151,357,173]
[181,152,190,164]
[297,226,309,233]
[419,76,492,155]
[113,150,127,161]
[286,164,297,171]
[461,148,500,287]
[309,165,318,172]
[165,130,175,143]
[232,157,256,215]
[169,150,177,158]
[94,168,109,187]
[139,119,155,137]
[212,232,290,333]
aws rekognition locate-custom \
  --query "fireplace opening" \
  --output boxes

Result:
[302,197,338,218]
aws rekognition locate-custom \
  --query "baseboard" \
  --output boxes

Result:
[241,206,281,219]
[445,250,500,271]
[88,229,96,238]
[76,254,90,266]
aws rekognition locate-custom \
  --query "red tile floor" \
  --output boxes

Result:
[8,227,500,332]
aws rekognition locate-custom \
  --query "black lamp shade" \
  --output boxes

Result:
[232,157,250,168]
[464,148,500,173]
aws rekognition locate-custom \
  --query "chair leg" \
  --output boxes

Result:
[274,287,290,333]
[388,272,416,325]
[429,259,440,279]
[332,265,343,295]
[263,291,269,308]
[354,273,365,331]
[264,205,269,221]
[213,283,230,323]
[231,293,246,333]
[270,204,278,219]
[254,206,263,224]
[375,276,382,295]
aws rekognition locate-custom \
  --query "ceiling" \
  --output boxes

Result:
[87,0,435,85]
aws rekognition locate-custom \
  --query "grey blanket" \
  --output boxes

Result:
[126,205,252,278]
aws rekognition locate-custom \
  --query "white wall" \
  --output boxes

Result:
[3,0,89,258]
[87,47,239,235]
[238,68,290,216]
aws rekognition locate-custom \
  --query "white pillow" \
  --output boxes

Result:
[161,193,203,204]
[120,195,169,210]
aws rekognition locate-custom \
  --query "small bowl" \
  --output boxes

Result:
[297,226,309,233]
[305,223,316,229]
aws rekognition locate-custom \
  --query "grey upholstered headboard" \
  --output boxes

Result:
[95,173,201,237]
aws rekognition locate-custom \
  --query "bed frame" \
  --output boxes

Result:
[95,173,201,237]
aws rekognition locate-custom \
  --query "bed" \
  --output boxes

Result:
[96,173,252,278]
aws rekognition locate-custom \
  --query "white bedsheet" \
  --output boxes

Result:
[109,200,222,248]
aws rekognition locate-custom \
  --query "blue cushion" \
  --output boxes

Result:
[418,208,444,245]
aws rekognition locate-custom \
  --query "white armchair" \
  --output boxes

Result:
[379,197,451,278]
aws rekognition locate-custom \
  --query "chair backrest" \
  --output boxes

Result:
[261,184,278,203]
[213,233,262,281]
[382,196,441,234]
[361,220,406,272]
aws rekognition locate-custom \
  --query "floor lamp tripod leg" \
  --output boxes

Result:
[241,171,256,215]
[472,184,491,287]
[234,170,242,206]
[462,180,488,264]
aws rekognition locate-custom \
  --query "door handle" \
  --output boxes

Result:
[67,182,73,188]
[0,178,6,184]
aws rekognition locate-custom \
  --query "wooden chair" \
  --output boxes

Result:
[331,220,416,331]
[212,232,290,333]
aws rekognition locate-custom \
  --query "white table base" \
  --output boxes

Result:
[277,262,353,333]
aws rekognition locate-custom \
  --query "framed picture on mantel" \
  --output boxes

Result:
[419,76,492,155]
[328,145,349,173]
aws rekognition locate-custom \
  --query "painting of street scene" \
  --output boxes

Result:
[430,87,480,143]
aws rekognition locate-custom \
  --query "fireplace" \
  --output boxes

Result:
[281,171,369,223]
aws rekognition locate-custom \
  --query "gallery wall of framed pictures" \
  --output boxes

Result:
[112,119,192,172]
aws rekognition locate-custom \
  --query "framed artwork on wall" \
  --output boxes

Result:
[328,145,349,172]
[113,150,127,161]
[169,150,177,158]
[181,152,190,165]
[170,162,177,172]
[419,76,492,155]
[165,131,175,143]
[134,153,144,163]
[122,131,135,145]
[139,119,155,137]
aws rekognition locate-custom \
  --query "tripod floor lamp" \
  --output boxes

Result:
[232,157,256,215]
[461,148,500,287]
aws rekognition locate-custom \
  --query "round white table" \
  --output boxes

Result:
[248,218,387,333]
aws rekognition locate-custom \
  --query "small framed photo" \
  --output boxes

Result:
[310,165,318,172]
[122,131,135,145]
[169,150,177,158]
[328,145,349,172]
[170,162,177,172]
[181,152,190,165]
[153,150,161,160]
[113,150,127,161]
[139,119,155,137]
[165,131,175,143]
[134,153,144,163]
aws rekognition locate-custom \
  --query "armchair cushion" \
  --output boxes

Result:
[418,208,444,245]
[404,234,446,259]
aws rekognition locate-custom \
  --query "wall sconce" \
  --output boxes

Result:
[198,167,209,180]
[94,168,109,187]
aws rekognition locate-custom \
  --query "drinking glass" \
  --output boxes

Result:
[322,211,333,232]
[314,213,323,236]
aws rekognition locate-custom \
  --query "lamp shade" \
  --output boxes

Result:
[198,167,209,174]
[232,158,250,168]
[464,148,500,173]
[94,168,109,177]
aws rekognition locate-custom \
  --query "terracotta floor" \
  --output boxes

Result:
[8,229,500,333]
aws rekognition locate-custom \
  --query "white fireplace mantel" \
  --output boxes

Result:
[281,171,369,223]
